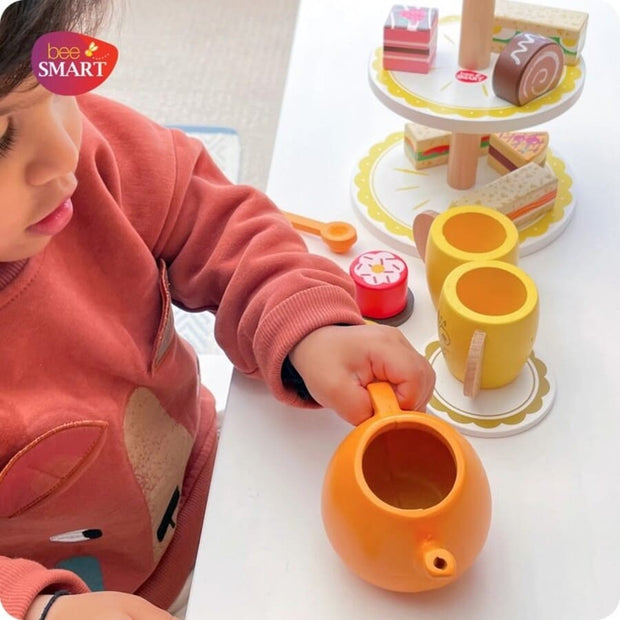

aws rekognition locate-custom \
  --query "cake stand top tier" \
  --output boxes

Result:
[369,15,586,134]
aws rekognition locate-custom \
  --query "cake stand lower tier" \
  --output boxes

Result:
[351,131,576,258]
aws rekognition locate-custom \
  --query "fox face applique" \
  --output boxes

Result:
[0,387,193,592]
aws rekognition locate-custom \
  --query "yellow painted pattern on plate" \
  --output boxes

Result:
[424,340,551,430]
[353,131,413,240]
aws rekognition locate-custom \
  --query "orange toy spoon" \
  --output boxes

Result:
[282,211,357,254]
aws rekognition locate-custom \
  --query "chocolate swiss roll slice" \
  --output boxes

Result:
[492,32,564,106]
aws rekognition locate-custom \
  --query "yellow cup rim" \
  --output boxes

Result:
[441,260,538,324]
[432,205,519,262]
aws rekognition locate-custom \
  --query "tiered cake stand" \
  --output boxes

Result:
[352,14,586,259]
[351,10,586,436]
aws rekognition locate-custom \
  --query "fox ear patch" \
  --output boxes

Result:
[0,421,108,518]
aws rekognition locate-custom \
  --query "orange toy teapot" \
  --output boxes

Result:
[321,382,491,592]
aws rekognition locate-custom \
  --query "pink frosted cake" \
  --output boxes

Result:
[383,6,438,74]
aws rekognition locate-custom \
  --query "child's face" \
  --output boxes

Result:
[0,79,82,262]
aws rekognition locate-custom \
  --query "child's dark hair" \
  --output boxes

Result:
[0,0,108,97]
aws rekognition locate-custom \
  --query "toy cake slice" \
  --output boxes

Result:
[492,0,588,66]
[383,6,439,74]
[404,122,489,170]
[488,131,549,175]
[450,162,558,229]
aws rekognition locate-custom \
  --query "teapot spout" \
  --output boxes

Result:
[423,547,456,578]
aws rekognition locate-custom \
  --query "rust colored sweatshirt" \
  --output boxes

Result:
[0,94,364,618]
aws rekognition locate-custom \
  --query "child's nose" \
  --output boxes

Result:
[25,110,80,187]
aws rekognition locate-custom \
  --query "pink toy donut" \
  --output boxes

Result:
[492,33,563,106]
[350,250,408,320]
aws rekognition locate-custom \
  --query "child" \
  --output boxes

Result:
[0,1,435,619]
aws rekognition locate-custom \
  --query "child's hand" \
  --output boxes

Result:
[26,591,179,620]
[288,324,435,425]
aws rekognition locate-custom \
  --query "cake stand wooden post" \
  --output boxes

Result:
[447,133,481,189]
[458,0,495,70]
[448,0,495,189]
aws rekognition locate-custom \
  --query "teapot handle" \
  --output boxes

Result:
[367,382,405,418]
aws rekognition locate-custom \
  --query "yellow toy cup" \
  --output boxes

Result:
[416,206,519,308]
[437,260,539,396]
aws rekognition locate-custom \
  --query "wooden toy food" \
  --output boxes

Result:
[404,122,489,170]
[492,32,564,106]
[383,5,438,74]
[349,250,411,321]
[282,211,357,254]
[321,381,492,592]
[492,0,588,66]
[413,206,519,308]
[437,260,539,396]
[487,131,549,175]
[450,162,558,229]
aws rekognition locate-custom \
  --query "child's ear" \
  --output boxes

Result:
[0,420,108,518]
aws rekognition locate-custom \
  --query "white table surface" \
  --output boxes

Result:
[187,1,620,618]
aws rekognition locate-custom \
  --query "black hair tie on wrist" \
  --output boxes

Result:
[39,590,71,620]
[281,356,312,401]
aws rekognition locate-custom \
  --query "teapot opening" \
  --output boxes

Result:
[361,425,457,510]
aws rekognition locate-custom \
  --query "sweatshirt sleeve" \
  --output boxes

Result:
[77,95,365,406]
[159,129,366,405]
[0,557,89,619]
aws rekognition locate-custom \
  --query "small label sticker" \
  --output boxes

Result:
[455,69,487,83]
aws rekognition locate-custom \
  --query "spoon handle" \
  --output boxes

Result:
[281,211,323,236]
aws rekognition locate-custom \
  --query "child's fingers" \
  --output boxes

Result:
[395,358,436,410]
[379,347,436,411]
[325,381,374,426]
[393,374,435,411]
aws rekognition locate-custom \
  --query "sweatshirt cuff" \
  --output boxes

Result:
[255,285,365,407]
[281,321,358,403]
[0,560,89,619]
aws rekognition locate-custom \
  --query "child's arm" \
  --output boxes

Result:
[78,96,364,402]
[157,134,433,414]
[287,323,435,425]
[79,96,431,413]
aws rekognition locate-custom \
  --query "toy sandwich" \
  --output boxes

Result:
[487,131,549,175]
[450,162,558,229]
[404,122,489,170]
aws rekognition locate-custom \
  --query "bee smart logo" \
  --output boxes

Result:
[31,31,118,95]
